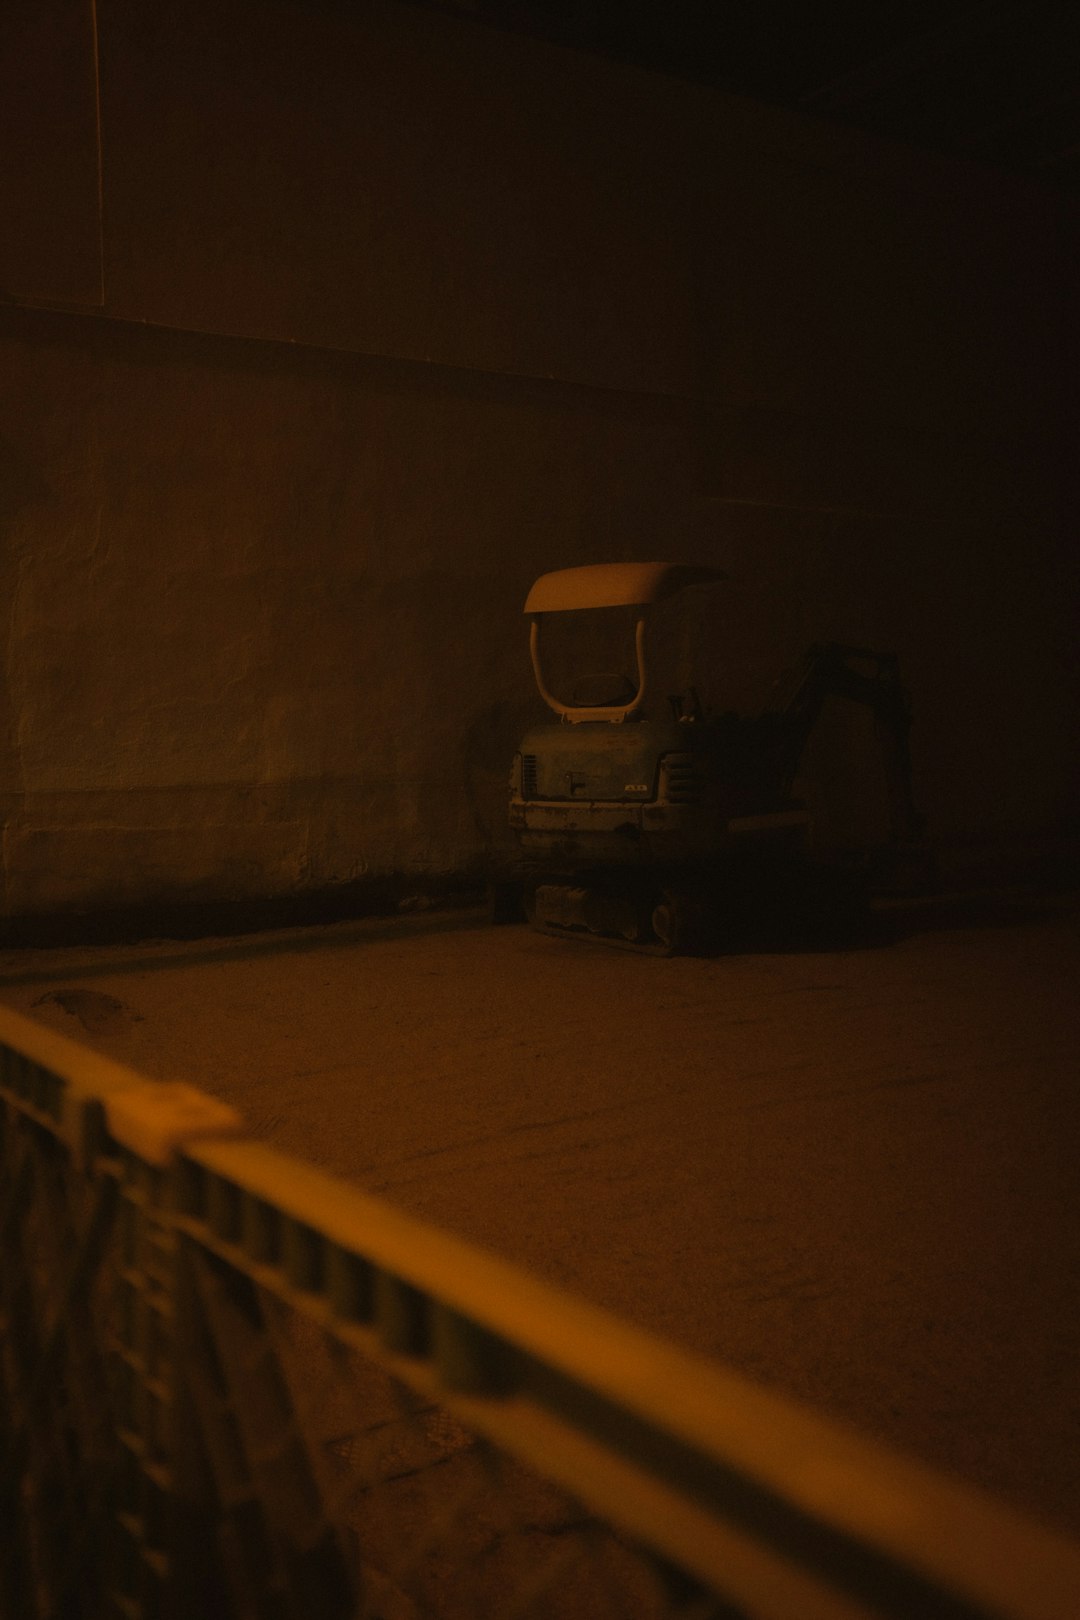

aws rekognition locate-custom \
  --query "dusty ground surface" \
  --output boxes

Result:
[1,888,1077,1539]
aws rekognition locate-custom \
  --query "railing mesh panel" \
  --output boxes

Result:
[0,1095,735,1620]
[175,1243,735,1619]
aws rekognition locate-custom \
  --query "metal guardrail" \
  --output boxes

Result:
[1,1001,1078,1620]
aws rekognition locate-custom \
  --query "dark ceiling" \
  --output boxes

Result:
[411,0,1080,189]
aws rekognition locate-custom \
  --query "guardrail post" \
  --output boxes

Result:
[110,1153,183,1616]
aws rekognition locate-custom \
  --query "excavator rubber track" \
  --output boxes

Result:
[521,854,891,957]
[524,876,714,956]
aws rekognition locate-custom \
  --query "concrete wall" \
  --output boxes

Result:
[1,0,1075,924]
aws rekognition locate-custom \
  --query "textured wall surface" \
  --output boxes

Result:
[1,0,1075,922]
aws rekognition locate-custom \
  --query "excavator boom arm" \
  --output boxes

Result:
[763,644,925,846]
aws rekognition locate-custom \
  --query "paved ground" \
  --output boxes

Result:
[1,888,1077,1537]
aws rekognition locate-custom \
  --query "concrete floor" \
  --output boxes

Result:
[1,888,1077,1539]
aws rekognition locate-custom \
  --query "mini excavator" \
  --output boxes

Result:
[508,562,932,954]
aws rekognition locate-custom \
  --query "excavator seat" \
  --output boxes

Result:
[571,673,637,707]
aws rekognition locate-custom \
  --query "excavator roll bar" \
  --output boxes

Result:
[524,563,726,724]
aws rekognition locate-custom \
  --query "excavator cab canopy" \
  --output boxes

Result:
[524,562,725,723]
[524,562,724,614]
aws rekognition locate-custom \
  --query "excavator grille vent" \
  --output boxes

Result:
[663,753,704,804]
[521,755,538,798]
